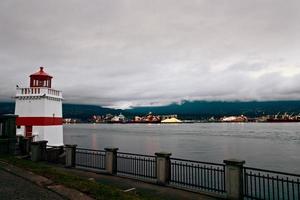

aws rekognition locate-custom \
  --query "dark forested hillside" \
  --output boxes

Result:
[125,100,300,119]
[2,100,300,120]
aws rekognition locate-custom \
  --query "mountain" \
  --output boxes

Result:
[0,102,15,115]
[2,100,300,120]
[62,104,122,120]
[125,100,300,119]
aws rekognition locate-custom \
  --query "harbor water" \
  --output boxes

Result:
[63,123,300,174]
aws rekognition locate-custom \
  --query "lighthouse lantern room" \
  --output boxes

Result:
[15,67,63,145]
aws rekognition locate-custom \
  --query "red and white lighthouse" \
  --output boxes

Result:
[15,67,63,145]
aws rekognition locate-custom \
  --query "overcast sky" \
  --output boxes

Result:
[1,0,300,108]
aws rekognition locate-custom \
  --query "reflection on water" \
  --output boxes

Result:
[64,123,300,174]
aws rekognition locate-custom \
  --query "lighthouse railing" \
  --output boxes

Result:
[16,87,62,98]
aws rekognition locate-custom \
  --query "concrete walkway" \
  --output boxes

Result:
[0,169,64,200]
[0,161,93,200]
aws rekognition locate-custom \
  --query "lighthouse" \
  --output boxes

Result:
[15,67,63,145]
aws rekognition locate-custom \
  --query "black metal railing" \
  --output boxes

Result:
[244,167,300,200]
[76,148,106,170]
[170,158,226,193]
[117,152,156,179]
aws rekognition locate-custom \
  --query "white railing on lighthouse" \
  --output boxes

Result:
[16,87,62,98]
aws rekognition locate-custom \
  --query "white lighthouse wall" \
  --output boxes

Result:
[15,98,62,117]
[34,126,64,146]
[45,98,62,117]
[15,97,63,145]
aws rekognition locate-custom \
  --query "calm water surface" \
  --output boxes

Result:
[63,123,300,174]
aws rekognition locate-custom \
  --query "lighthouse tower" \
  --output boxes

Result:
[15,67,63,145]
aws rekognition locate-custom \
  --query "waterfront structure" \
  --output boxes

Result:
[161,117,182,123]
[221,115,248,122]
[15,67,63,145]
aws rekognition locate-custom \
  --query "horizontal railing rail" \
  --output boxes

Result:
[46,145,64,149]
[170,158,226,193]
[117,152,156,179]
[76,148,106,170]
[244,167,300,200]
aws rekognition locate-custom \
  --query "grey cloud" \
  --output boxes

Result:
[1,0,300,108]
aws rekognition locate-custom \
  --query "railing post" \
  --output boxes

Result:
[223,159,245,200]
[65,144,77,168]
[19,136,33,155]
[105,147,118,175]
[155,152,172,185]
[31,140,48,162]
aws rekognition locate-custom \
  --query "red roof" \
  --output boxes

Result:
[30,67,52,78]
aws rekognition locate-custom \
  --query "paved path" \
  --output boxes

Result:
[0,169,64,200]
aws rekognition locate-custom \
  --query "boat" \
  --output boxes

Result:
[265,112,300,122]
[131,112,161,123]
[221,115,248,122]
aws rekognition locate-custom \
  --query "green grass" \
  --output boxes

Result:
[0,155,140,200]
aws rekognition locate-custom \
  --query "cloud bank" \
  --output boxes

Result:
[1,0,300,108]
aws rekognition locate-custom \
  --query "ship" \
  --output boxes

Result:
[221,115,248,122]
[265,112,300,122]
[131,112,161,123]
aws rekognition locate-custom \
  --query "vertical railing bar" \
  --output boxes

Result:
[133,156,136,175]
[292,179,295,200]
[146,158,148,177]
[277,176,280,200]
[258,172,261,199]
[143,157,146,177]
[181,162,184,185]
[267,174,270,200]
[262,175,266,200]
[217,166,222,190]
[200,165,203,188]
[244,170,248,196]
[223,165,226,191]
[190,163,193,186]
[287,177,290,200]
[208,166,211,190]
[204,165,207,188]
[185,162,188,186]
[135,156,137,176]
[191,163,194,187]
[197,164,199,188]
[176,162,179,183]
[297,178,300,199]
[250,171,253,198]
[254,173,257,198]
[272,176,275,200]
[214,167,216,191]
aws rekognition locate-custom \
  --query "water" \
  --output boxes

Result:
[63,123,300,174]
